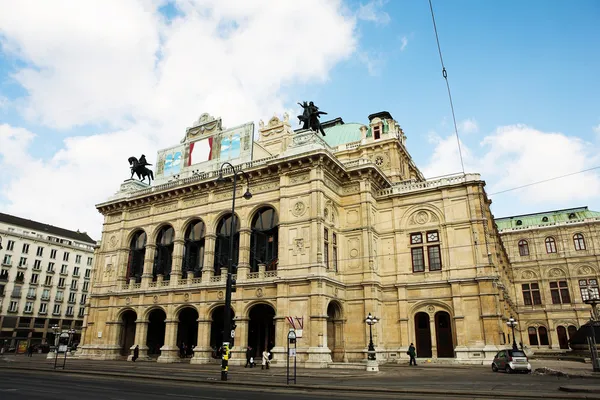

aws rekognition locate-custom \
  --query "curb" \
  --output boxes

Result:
[560,386,600,393]
[1,366,595,400]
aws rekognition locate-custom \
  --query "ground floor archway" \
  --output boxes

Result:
[210,306,236,351]
[435,311,454,358]
[177,307,199,358]
[247,303,275,358]
[146,309,166,356]
[120,310,137,356]
[327,301,344,362]
[557,326,569,349]
[415,312,432,358]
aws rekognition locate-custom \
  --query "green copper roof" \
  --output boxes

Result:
[323,123,363,147]
[494,207,600,230]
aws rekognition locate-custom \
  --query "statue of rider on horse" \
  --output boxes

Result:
[128,154,154,185]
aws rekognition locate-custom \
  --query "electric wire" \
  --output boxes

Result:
[428,0,465,173]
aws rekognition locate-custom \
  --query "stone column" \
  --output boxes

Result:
[430,317,438,358]
[157,320,180,363]
[191,318,213,364]
[203,234,216,282]
[116,248,130,286]
[171,239,185,286]
[237,229,251,281]
[130,320,149,360]
[141,244,156,288]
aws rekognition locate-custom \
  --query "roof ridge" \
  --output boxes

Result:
[0,212,96,244]
[495,206,592,220]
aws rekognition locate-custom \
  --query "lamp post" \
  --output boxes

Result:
[365,313,379,360]
[506,316,518,351]
[217,162,252,381]
[62,328,76,368]
[584,286,600,372]
[51,324,60,369]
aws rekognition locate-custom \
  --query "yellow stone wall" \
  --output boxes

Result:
[498,215,600,352]
[79,113,516,366]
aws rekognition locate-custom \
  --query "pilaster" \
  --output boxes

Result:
[157,320,180,363]
[142,244,156,288]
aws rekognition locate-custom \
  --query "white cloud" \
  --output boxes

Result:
[458,118,478,134]
[358,51,385,76]
[400,36,408,51]
[422,124,600,210]
[356,0,390,25]
[594,123,600,135]
[0,0,357,238]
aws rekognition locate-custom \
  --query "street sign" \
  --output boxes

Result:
[58,345,68,353]
[289,348,296,357]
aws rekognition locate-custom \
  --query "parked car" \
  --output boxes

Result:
[492,349,531,373]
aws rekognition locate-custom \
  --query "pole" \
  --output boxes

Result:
[53,332,59,370]
[367,323,375,360]
[221,171,238,381]
[286,337,290,384]
[511,324,517,351]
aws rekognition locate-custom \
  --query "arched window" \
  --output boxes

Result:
[545,237,557,253]
[183,220,205,278]
[538,326,549,346]
[214,214,239,276]
[127,231,146,283]
[528,327,538,346]
[518,240,529,256]
[153,226,174,281]
[567,325,577,340]
[573,233,586,251]
[250,207,279,272]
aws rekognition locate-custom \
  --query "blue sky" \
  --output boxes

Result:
[0,0,599,237]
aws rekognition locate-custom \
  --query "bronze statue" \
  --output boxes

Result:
[297,101,327,136]
[128,155,154,185]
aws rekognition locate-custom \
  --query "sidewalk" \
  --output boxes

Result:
[3,354,600,399]
[530,359,600,379]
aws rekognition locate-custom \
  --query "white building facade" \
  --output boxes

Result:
[0,212,96,352]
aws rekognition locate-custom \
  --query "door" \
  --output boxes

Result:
[415,312,432,358]
[557,326,569,349]
[435,311,454,358]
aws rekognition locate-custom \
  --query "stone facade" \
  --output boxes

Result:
[78,111,517,366]
[496,207,600,352]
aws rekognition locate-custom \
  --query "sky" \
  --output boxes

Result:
[0,0,599,240]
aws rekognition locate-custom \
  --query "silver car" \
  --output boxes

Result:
[492,349,531,373]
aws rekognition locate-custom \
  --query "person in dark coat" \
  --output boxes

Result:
[245,346,254,368]
[27,345,34,357]
[408,343,417,366]
[132,345,139,362]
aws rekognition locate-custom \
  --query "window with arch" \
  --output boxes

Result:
[183,220,206,278]
[545,237,557,253]
[573,233,586,251]
[528,327,538,345]
[214,214,239,276]
[538,326,549,345]
[250,207,279,272]
[567,325,577,340]
[153,226,174,281]
[518,240,529,256]
[127,231,146,283]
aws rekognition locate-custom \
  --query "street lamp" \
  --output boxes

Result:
[584,286,600,372]
[217,161,252,382]
[62,328,76,368]
[506,316,518,351]
[365,313,379,360]
[51,324,60,369]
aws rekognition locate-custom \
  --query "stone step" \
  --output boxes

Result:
[328,362,366,370]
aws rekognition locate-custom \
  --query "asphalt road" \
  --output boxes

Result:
[0,368,596,400]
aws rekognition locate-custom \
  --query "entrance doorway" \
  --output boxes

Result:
[435,311,454,358]
[120,310,137,356]
[327,301,344,362]
[177,307,199,358]
[146,309,166,356]
[415,312,432,358]
[557,326,569,349]
[210,306,236,351]
[247,304,275,357]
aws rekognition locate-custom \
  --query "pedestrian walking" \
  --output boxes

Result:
[180,342,187,358]
[408,343,417,366]
[245,346,254,368]
[27,344,34,357]
[132,345,139,362]
[261,349,270,370]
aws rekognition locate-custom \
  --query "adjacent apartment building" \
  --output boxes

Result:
[0,212,96,352]
[496,207,600,352]
[78,111,516,366]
